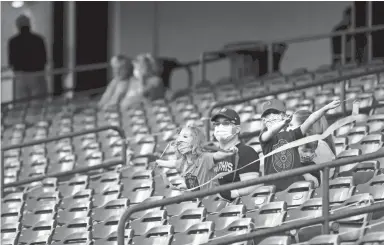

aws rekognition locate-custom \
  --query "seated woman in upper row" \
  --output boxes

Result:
[98,53,165,111]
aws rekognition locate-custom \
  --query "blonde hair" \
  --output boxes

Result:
[135,53,162,76]
[174,125,206,160]
[110,55,133,77]
[293,110,336,154]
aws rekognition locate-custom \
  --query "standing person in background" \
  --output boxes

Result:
[120,53,166,110]
[98,55,133,110]
[8,15,48,100]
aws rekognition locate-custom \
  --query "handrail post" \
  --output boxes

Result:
[340,79,347,116]
[200,52,206,83]
[351,4,356,62]
[366,1,373,63]
[268,43,274,74]
[341,34,346,65]
[322,166,330,234]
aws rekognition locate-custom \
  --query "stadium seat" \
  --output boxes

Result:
[307,234,340,245]
[131,225,174,245]
[213,218,254,245]
[201,195,234,214]
[169,207,207,233]
[338,160,381,185]
[241,185,276,211]
[60,189,93,210]
[130,210,167,236]
[172,221,215,245]
[56,201,92,225]
[357,232,384,245]
[52,217,91,241]
[247,201,287,230]
[92,198,129,222]
[22,202,57,227]
[207,205,247,231]
[50,231,92,245]
[18,220,55,244]
[313,177,356,205]
[92,185,122,208]
[1,222,21,245]
[166,199,202,217]
[273,181,315,208]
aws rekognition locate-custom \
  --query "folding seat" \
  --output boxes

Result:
[346,126,369,145]
[60,189,93,210]
[92,198,129,222]
[89,172,121,194]
[355,174,384,219]
[121,169,154,182]
[335,149,361,174]
[92,185,122,208]
[357,232,384,245]
[47,154,76,174]
[166,198,202,217]
[131,225,174,245]
[207,205,246,231]
[330,193,374,243]
[130,210,168,236]
[172,221,215,245]
[241,185,276,211]
[169,207,206,233]
[366,114,384,134]
[246,201,287,230]
[257,236,292,245]
[338,161,381,185]
[58,175,89,198]
[25,191,61,211]
[19,165,47,180]
[50,231,92,245]
[121,179,154,204]
[273,181,315,208]
[213,218,254,245]
[314,177,356,205]
[92,215,126,239]
[350,134,384,156]
[286,198,323,242]
[307,234,340,245]
[57,201,92,225]
[18,220,55,245]
[52,217,91,241]
[131,196,165,220]
[335,122,355,138]
[201,195,236,214]
[23,199,55,224]
[1,222,21,245]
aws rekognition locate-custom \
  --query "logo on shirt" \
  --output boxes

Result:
[272,139,294,172]
[214,161,234,173]
[184,173,200,191]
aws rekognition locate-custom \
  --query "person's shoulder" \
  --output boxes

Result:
[9,34,20,43]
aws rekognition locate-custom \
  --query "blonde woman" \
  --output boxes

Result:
[155,125,233,191]
[120,53,166,110]
[98,55,133,110]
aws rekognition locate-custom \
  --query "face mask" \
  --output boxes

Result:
[176,141,192,155]
[214,126,237,142]
[299,148,317,163]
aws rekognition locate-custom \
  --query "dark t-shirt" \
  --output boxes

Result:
[260,127,305,192]
[213,143,260,201]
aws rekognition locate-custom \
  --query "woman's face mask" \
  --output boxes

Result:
[175,129,193,155]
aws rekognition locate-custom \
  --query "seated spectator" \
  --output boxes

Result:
[210,108,261,202]
[259,99,340,191]
[155,124,233,191]
[98,55,132,110]
[288,110,337,186]
[120,53,166,110]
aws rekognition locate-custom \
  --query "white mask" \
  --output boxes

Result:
[214,126,236,142]
[177,141,192,155]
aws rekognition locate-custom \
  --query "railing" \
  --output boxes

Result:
[199,24,384,83]
[117,149,384,245]
[1,125,127,197]
[204,67,384,141]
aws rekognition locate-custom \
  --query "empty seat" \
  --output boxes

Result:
[89,172,121,194]
[92,198,129,222]
[273,181,314,208]
[52,217,91,241]
[247,202,287,230]
[58,175,89,198]
[121,180,154,204]
[60,189,93,210]
[18,220,55,244]
[57,201,91,225]
[169,207,206,233]
[131,196,165,220]
[93,185,122,208]
[213,218,254,244]
[166,199,202,217]
[357,232,384,245]
[349,134,384,154]
[201,195,232,214]
[130,210,167,236]
[25,191,60,211]
[172,221,215,245]
[22,202,57,227]
[336,149,362,173]
[258,236,291,245]
[241,185,276,211]
[355,174,384,219]
[313,177,356,205]
[131,225,174,245]
[207,205,246,231]
[338,161,381,185]
[51,232,92,245]
[1,222,21,245]
[307,234,340,245]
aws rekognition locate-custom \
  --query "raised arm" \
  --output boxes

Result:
[98,79,118,109]
[156,159,182,169]
[300,100,340,135]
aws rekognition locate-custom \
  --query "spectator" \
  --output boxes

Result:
[155,124,233,191]
[8,15,47,100]
[120,53,166,110]
[288,110,337,185]
[259,99,340,191]
[98,55,133,110]
[210,108,260,202]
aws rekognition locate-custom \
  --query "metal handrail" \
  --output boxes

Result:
[199,24,384,82]
[117,149,384,245]
[1,125,127,196]
[205,67,384,141]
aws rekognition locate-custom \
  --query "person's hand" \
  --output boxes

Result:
[283,114,293,125]
[303,173,319,188]
[323,100,341,111]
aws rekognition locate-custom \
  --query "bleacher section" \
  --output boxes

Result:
[1,61,384,245]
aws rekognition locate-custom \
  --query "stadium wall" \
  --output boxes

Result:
[113,1,351,90]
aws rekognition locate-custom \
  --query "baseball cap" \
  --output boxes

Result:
[211,108,240,125]
[261,99,286,117]
[16,15,30,28]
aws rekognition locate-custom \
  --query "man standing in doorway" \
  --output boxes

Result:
[8,15,48,100]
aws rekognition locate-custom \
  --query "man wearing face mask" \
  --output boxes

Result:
[210,108,261,202]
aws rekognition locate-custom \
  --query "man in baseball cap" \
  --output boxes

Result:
[209,107,260,203]
[260,99,286,117]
